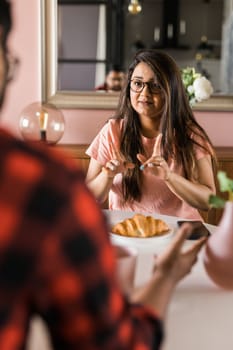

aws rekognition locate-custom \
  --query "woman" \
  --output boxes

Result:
[86,49,217,220]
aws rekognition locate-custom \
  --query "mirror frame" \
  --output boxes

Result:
[41,0,233,111]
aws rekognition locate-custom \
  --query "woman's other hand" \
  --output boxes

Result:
[137,133,171,181]
[102,142,135,178]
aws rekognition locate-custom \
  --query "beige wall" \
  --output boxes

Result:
[1,0,233,147]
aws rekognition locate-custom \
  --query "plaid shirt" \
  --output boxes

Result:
[0,129,163,349]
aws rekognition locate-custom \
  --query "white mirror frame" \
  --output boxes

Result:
[41,0,233,111]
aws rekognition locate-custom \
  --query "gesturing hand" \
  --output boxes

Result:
[130,223,207,318]
[153,223,207,284]
[102,142,135,178]
[137,133,171,181]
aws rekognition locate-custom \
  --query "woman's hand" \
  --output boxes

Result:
[137,133,171,181]
[102,142,135,178]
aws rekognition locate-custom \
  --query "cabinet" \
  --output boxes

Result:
[57,144,233,226]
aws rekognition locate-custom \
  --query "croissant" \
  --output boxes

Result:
[111,213,170,238]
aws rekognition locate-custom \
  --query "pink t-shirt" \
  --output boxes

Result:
[86,119,210,220]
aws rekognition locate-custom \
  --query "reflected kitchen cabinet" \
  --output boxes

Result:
[58,0,124,91]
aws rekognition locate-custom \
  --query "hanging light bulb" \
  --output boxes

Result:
[128,0,142,15]
[19,102,65,144]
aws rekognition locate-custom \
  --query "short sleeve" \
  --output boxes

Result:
[192,134,213,161]
[86,119,123,165]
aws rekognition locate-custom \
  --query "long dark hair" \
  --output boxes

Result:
[0,0,12,49]
[112,49,217,203]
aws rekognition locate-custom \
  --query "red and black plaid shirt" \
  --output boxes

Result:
[0,129,163,349]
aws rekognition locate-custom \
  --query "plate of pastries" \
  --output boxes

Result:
[110,213,174,247]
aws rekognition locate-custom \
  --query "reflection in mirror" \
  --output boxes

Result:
[58,3,107,90]
[41,0,233,110]
[124,0,224,93]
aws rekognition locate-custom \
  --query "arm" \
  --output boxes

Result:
[139,154,215,210]
[138,134,216,211]
[131,224,207,317]
[86,157,115,203]
[164,155,216,210]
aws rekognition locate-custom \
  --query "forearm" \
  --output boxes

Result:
[130,225,206,319]
[86,169,114,203]
[165,171,214,210]
[130,272,176,319]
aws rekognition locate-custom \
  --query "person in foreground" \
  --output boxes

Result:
[95,64,125,92]
[0,1,207,349]
[86,49,217,220]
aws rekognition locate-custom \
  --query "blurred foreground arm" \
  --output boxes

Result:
[131,224,207,318]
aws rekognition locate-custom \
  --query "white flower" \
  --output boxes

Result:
[187,85,194,95]
[193,76,214,102]
[181,67,214,106]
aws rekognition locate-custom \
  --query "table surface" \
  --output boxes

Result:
[104,209,233,350]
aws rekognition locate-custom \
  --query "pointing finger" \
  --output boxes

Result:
[152,133,162,157]
[137,153,147,164]
[137,153,147,171]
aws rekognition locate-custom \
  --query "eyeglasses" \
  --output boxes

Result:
[6,52,20,82]
[130,79,161,94]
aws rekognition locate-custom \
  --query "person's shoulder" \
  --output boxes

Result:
[103,118,123,135]
[190,128,210,144]
[95,83,107,91]
[107,117,123,128]
[190,129,214,156]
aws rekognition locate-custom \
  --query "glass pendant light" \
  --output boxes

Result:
[19,102,65,145]
[128,0,142,15]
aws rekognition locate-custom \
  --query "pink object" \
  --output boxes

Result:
[203,201,233,289]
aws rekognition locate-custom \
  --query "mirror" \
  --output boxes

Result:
[41,0,233,110]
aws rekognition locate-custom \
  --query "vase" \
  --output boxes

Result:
[203,201,233,289]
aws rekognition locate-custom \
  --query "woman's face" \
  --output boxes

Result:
[130,62,164,121]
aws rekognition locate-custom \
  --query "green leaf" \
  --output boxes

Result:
[217,171,233,193]
[209,171,233,207]
[209,194,226,208]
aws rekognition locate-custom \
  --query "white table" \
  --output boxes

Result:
[104,209,233,350]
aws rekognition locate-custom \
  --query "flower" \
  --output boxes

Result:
[209,171,233,208]
[181,67,214,106]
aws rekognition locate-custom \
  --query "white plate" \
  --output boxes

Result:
[106,210,175,253]
[110,228,174,250]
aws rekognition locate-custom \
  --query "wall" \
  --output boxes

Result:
[1,0,233,147]
[1,0,41,135]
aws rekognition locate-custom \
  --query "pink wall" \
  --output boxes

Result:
[195,111,233,147]
[1,0,41,135]
[1,0,233,146]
